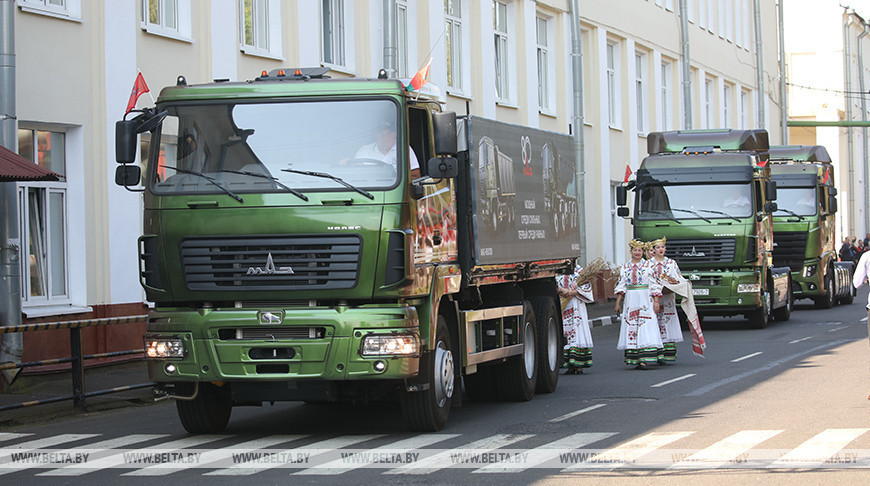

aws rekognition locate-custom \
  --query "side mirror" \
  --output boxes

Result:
[765,180,777,201]
[115,120,139,163]
[115,164,141,187]
[432,111,457,155]
[829,196,838,214]
[616,185,627,206]
[427,156,459,179]
[829,187,838,196]
[617,207,630,218]
[764,201,778,213]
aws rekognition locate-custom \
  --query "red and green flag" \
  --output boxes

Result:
[406,58,432,92]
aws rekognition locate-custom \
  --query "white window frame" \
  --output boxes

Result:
[704,77,714,128]
[239,0,283,60]
[17,0,81,21]
[661,60,673,130]
[141,0,192,42]
[707,0,716,34]
[493,0,514,105]
[16,128,71,311]
[740,89,749,129]
[396,0,409,78]
[699,0,708,31]
[636,51,648,135]
[322,0,355,72]
[445,0,470,95]
[725,0,734,42]
[536,14,556,115]
[723,83,732,127]
[606,41,622,129]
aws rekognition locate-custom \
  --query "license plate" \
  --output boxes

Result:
[692,288,709,296]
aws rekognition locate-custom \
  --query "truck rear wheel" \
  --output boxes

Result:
[401,317,454,431]
[495,302,538,401]
[531,295,561,394]
[176,382,232,434]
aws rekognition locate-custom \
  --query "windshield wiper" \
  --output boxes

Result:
[281,168,374,200]
[640,209,682,224]
[670,208,711,223]
[218,169,308,201]
[697,209,741,222]
[160,165,243,203]
[773,207,805,221]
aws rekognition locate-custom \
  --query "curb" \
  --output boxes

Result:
[590,315,617,328]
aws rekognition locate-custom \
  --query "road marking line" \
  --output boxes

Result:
[768,428,870,468]
[827,326,848,332]
[789,336,813,344]
[296,434,459,475]
[473,432,617,473]
[669,429,783,469]
[0,433,32,443]
[384,434,533,474]
[549,403,607,422]
[561,431,693,470]
[651,374,696,388]
[731,352,763,362]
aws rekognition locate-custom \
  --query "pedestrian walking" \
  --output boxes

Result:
[851,250,870,399]
[557,261,595,374]
[614,239,663,370]
[648,237,683,364]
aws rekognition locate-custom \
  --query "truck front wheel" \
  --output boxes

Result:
[814,267,835,309]
[531,295,561,394]
[748,287,770,329]
[401,317,454,431]
[495,302,538,401]
[175,382,232,434]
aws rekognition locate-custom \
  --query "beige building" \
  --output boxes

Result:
[7,0,782,337]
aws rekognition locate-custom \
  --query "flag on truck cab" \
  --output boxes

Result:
[623,164,632,183]
[406,58,432,92]
[125,72,150,114]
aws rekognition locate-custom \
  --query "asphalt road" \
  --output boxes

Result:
[1,290,869,485]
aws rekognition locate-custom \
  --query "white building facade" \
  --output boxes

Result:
[10,0,783,325]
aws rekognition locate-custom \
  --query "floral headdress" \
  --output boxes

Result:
[629,239,645,249]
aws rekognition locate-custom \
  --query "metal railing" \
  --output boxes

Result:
[0,315,154,412]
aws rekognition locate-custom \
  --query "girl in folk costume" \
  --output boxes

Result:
[614,239,664,369]
[557,261,595,374]
[648,236,684,364]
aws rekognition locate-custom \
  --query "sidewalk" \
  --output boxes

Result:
[0,299,619,428]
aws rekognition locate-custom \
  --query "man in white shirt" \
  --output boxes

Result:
[852,250,870,400]
[353,120,420,178]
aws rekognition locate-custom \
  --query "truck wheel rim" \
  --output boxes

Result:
[434,342,454,407]
[523,321,536,379]
[546,317,559,371]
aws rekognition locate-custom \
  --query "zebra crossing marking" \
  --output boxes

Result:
[383,434,533,475]
[768,428,870,468]
[0,434,99,475]
[473,432,618,473]
[296,433,458,475]
[0,433,32,443]
[669,429,783,469]
[561,431,694,470]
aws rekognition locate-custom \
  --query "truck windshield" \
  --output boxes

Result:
[148,99,404,195]
[773,187,817,217]
[637,183,753,221]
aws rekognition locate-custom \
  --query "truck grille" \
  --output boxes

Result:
[772,231,807,272]
[180,235,361,291]
[665,238,736,265]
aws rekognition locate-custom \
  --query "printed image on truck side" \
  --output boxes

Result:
[478,136,516,234]
[541,141,578,240]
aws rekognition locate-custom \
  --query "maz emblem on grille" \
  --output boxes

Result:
[682,247,706,257]
[247,252,294,275]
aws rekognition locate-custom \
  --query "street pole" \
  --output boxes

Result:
[569,0,587,265]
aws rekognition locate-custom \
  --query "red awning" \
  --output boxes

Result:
[0,144,61,182]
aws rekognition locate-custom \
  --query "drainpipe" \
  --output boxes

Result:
[844,9,856,237]
[0,0,22,386]
[778,0,787,143]
[383,0,397,78]
[679,0,692,129]
[569,0,586,265]
[754,0,765,128]
[859,21,869,234]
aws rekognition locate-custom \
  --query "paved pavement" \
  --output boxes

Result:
[0,300,618,428]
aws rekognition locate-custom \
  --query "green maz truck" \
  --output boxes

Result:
[616,129,792,328]
[113,68,581,433]
[768,145,854,307]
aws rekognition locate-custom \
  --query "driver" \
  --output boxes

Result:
[352,119,420,178]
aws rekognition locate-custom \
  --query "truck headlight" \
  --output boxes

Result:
[360,334,419,357]
[737,283,760,293]
[144,336,185,359]
[803,264,817,278]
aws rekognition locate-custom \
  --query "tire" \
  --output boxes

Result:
[814,267,835,309]
[495,302,538,401]
[531,295,561,394]
[464,365,497,402]
[839,284,855,305]
[176,382,232,434]
[772,276,792,322]
[401,317,455,431]
[748,286,770,329]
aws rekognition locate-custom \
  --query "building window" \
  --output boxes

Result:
[17,0,81,20]
[445,0,463,91]
[636,52,647,134]
[723,84,731,126]
[240,0,281,59]
[142,0,191,41]
[493,1,510,102]
[16,129,69,306]
[740,89,749,128]
[536,16,550,112]
[704,78,714,128]
[661,60,673,130]
[606,41,621,128]
[396,1,409,78]
[322,0,346,67]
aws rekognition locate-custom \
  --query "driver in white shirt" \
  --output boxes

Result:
[352,120,420,178]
